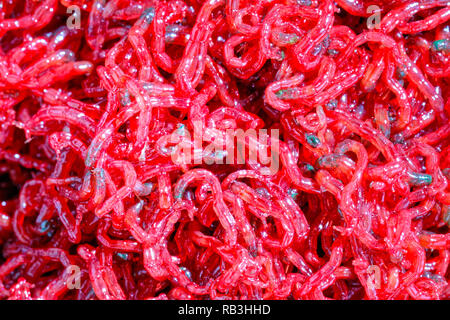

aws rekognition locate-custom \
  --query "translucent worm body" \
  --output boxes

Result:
[0,0,449,301]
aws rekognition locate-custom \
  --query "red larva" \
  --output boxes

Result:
[0,0,449,300]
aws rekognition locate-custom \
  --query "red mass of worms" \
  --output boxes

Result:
[0,0,449,300]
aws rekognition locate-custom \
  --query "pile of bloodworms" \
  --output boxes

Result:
[0,0,449,300]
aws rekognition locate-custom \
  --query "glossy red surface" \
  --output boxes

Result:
[0,0,449,300]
